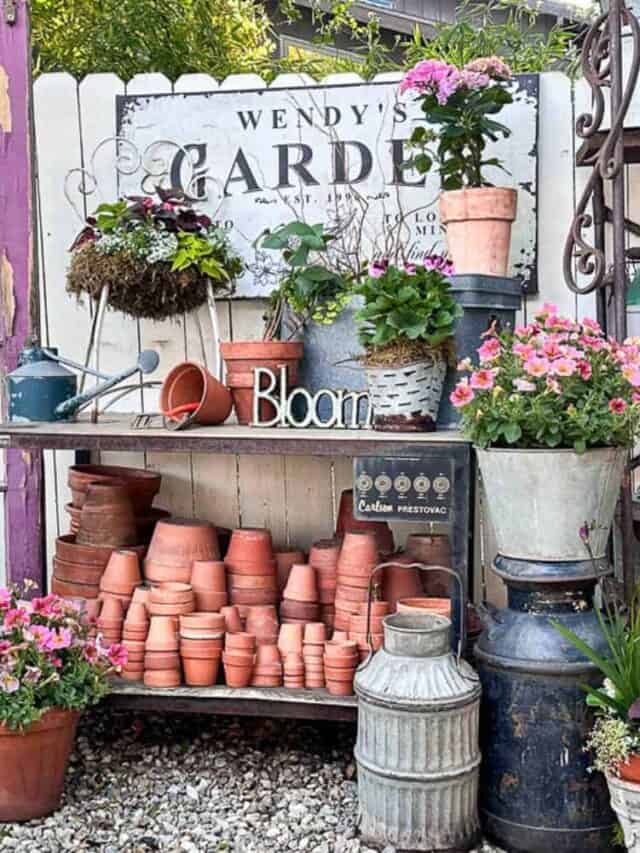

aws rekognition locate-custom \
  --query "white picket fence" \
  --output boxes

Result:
[6,68,634,601]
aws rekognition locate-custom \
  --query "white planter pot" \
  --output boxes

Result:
[607,772,640,851]
[476,446,626,561]
[365,353,446,432]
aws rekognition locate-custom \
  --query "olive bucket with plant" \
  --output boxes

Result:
[0,583,126,821]
[355,255,461,431]
[67,188,243,320]
[399,55,517,276]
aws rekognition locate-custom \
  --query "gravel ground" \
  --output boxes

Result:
[0,709,503,853]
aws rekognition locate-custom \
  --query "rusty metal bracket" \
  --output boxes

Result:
[3,0,17,25]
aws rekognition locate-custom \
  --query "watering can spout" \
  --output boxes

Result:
[54,350,160,419]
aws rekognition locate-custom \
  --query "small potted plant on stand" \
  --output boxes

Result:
[400,56,515,276]
[0,585,126,821]
[356,256,461,431]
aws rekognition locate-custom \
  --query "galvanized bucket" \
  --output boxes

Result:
[476,446,626,561]
[365,354,447,431]
[355,563,481,852]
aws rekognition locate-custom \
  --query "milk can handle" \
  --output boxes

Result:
[364,561,467,663]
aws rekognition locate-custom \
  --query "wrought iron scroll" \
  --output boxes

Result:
[563,0,640,297]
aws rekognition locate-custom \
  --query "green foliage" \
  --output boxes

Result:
[356,262,461,350]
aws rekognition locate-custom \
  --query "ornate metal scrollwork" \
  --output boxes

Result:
[563,2,640,295]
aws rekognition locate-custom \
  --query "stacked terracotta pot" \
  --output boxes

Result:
[382,551,427,611]
[99,549,142,610]
[179,613,224,686]
[190,560,227,611]
[405,533,452,597]
[275,549,305,595]
[145,518,220,585]
[334,531,379,632]
[335,489,394,555]
[121,601,149,681]
[221,605,244,634]
[97,596,124,646]
[145,616,181,687]
[309,539,340,630]
[245,605,279,646]
[278,624,304,688]
[149,582,195,618]
[283,652,305,689]
[324,640,359,696]
[348,600,389,662]
[52,536,110,601]
[251,644,283,687]
[280,564,320,624]
[223,632,255,687]
[303,623,326,688]
[225,528,278,615]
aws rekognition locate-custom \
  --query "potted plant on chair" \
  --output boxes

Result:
[355,255,461,431]
[0,585,126,821]
[400,56,515,276]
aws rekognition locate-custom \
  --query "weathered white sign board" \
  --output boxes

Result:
[117,75,539,296]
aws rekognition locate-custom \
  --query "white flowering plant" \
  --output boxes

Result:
[0,583,125,731]
[67,188,244,320]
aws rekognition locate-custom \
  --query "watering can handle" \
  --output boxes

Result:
[363,561,467,664]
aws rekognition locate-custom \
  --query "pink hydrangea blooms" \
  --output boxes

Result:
[400,56,512,104]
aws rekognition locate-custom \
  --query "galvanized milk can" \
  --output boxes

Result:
[354,563,481,851]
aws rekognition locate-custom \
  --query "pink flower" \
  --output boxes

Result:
[107,643,128,668]
[0,671,19,694]
[368,259,389,279]
[459,69,491,89]
[31,594,61,617]
[0,640,11,655]
[22,666,41,685]
[623,365,640,387]
[83,641,99,663]
[141,197,154,210]
[580,335,606,351]
[578,360,592,381]
[523,356,550,377]
[3,608,30,631]
[423,254,455,276]
[0,588,11,610]
[399,59,462,104]
[29,625,52,650]
[536,302,558,318]
[403,263,417,275]
[514,324,534,338]
[633,392,640,404]
[470,369,495,390]
[546,377,561,394]
[457,357,473,372]
[545,314,574,332]
[450,380,475,408]
[464,56,512,80]
[542,339,562,359]
[513,378,536,392]
[609,398,627,415]
[513,341,535,360]
[47,628,72,651]
[162,202,176,211]
[478,338,501,363]
[582,317,602,334]
[551,358,577,377]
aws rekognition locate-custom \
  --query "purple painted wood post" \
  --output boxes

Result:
[0,0,45,592]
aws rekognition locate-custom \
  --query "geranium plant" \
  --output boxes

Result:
[68,188,244,320]
[451,304,640,451]
[355,255,461,364]
[400,56,513,188]
[0,584,126,731]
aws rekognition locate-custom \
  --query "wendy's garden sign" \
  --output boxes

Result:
[116,75,539,296]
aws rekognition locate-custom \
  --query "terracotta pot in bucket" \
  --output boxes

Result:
[439,187,517,277]
[0,709,80,821]
[160,361,232,426]
[396,597,452,618]
[68,464,161,513]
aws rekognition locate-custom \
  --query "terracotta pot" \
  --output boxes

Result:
[334,584,368,603]
[124,601,149,625]
[148,601,195,618]
[182,656,220,686]
[382,558,424,610]
[132,586,151,607]
[303,623,327,645]
[222,649,254,666]
[151,582,194,604]
[225,631,256,651]
[309,539,340,570]
[100,591,132,610]
[439,187,517,276]
[224,373,278,426]
[123,629,148,643]
[101,549,141,593]
[223,659,253,687]
[190,560,226,592]
[338,531,379,569]
[180,612,225,631]
[278,624,304,657]
[145,652,180,670]
[396,597,451,618]
[335,489,394,554]
[145,518,220,582]
[0,709,80,822]
[358,600,390,618]
[122,639,146,654]
[245,606,279,646]
[318,589,337,606]
[143,561,192,585]
[252,675,283,687]
[349,615,383,635]
[193,589,228,612]
[228,574,277,591]
[179,641,223,659]
[275,550,305,593]
[143,669,181,688]
[98,596,123,623]
[282,564,318,603]
[280,600,320,621]
[160,361,232,426]
[255,645,281,667]
[225,528,273,564]
[76,483,137,549]
[283,652,304,674]
[221,341,303,426]
[617,754,640,784]
[52,557,103,586]
[325,639,358,656]
[120,669,143,682]
[55,535,108,568]
[230,588,278,606]
[225,560,277,577]
[69,464,161,512]
[221,605,243,633]
[146,616,179,651]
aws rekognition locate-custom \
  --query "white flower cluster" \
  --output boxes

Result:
[147,231,178,263]
[94,226,178,265]
[95,232,130,255]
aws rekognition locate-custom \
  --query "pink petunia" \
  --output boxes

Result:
[31,594,61,618]
[609,398,628,415]
[478,338,501,363]
[623,365,640,387]
[523,356,550,377]
[29,625,53,650]
[513,341,535,360]
[546,377,561,394]
[0,640,11,655]
[633,392,640,404]
[551,358,577,377]
[0,588,11,610]
[470,369,495,390]
[141,197,154,210]
[450,380,475,408]
[578,360,592,381]
[536,302,558,318]
[582,317,602,334]
[368,259,389,279]
[423,254,455,276]
[3,608,30,631]
[0,671,19,694]
[541,340,562,359]
[403,263,417,275]
[580,335,606,351]
[107,643,128,668]
[513,378,536,392]
[47,628,72,651]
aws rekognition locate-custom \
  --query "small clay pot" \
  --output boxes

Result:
[325,639,358,656]
[55,534,114,567]
[396,597,451,618]
[303,646,324,660]
[335,489,394,554]
[382,558,424,610]
[230,588,279,606]
[124,601,149,625]
[193,589,228,612]
[224,558,277,577]
[221,606,243,633]
[225,528,273,564]
[309,539,340,569]
[180,613,225,632]
[180,628,224,642]
[101,549,141,591]
[405,535,452,594]
[245,606,279,646]
[190,560,226,592]
[303,623,327,645]
[146,518,220,576]
[145,652,180,670]
[143,669,181,688]
[51,575,100,600]
[52,557,104,586]
[275,550,305,593]
[222,657,254,687]
[160,361,232,426]
[334,583,369,602]
[132,586,151,608]
[120,669,144,682]
[182,656,220,686]
[122,638,145,652]
[225,632,256,651]
[76,483,137,549]
[358,600,389,618]
[280,600,320,620]
[150,582,194,603]
[68,464,161,513]
[179,639,223,658]
[331,630,349,643]
[336,574,371,593]
[228,574,278,591]
[99,596,124,622]
[325,678,354,696]
[252,675,283,687]
[148,601,195,617]
[143,560,192,584]
[146,616,179,652]
[255,645,281,667]
[123,628,148,643]
[348,615,383,635]
[283,564,318,603]
[278,624,304,657]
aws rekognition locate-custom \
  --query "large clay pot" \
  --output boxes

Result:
[68,464,161,513]
[190,560,226,592]
[0,709,80,821]
[100,550,141,594]
[439,187,517,277]
[76,483,137,549]
[275,550,305,594]
[160,361,232,426]
[220,341,303,426]
[283,564,318,603]
[382,556,423,611]
[145,518,219,583]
